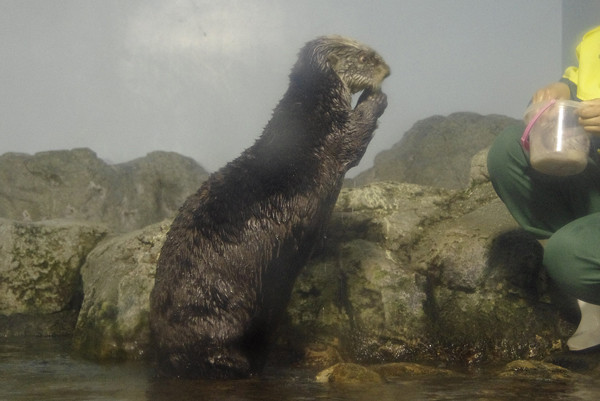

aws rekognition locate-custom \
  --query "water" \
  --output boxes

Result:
[1,337,600,401]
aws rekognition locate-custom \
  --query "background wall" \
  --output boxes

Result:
[0,1,567,176]
[562,0,600,70]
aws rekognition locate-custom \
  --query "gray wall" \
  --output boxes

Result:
[562,0,600,70]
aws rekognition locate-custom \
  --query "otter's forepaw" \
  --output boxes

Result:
[355,89,388,119]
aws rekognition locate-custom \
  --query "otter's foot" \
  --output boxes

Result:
[157,346,252,379]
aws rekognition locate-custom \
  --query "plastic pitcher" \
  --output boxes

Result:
[521,99,589,176]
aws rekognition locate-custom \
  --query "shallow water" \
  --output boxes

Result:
[1,337,600,401]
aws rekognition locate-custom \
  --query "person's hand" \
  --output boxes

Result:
[531,82,571,104]
[577,99,600,134]
[525,82,572,124]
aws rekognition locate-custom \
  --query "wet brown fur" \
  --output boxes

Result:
[149,35,390,379]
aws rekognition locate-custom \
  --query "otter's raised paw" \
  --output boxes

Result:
[355,89,388,119]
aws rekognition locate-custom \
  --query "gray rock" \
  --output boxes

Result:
[469,147,492,186]
[283,183,448,361]
[72,220,170,360]
[498,360,579,382]
[351,113,519,189]
[0,114,573,368]
[0,148,209,232]
[370,362,459,378]
[0,311,80,337]
[282,177,569,365]
[315,362,384,384]
[0,218,107,336]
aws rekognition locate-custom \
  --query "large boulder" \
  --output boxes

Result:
[351,113,519,189]
[0,218,107,336]
[281,182,450,362]
[0,148,209,232]
[70,172,574,365]
[279,178,572,366]
[72,220,170,360]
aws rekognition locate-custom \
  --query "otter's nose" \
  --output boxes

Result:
[381,62,391,78]
[377,62,390,80]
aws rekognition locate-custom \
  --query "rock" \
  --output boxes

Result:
[350,113,519,189]
[418,199,567,363]
[0,130,576,370]
[370,362,457,378]
[545,351,600,373]
[0,311,79,337]
[316,361,461,385]
[0,149,208,232]
[300,342,345,369]
[281,175,570,365]
[315,363,384,384]
[72,220,170,360]
[486,228,544,293]
[498,360,577,382]
[282,182,449,363]
[469,147,492,186]
[0,218,107,336]
[69,172,572,366]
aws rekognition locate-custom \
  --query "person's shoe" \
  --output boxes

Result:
[567,300,600,352]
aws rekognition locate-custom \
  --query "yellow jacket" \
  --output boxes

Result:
[562,25,600,101]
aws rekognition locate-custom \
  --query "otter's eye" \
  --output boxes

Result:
[359,55,367,63]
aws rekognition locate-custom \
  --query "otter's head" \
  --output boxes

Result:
[309,35,390,94]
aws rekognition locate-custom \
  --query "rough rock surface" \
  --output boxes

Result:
[369,362,458,378]
[350,112,519,189]
[69,178,574,365]
[315,361,459,384]
[0,148,208,232]
[498,360,580,382]
[0,218,107,336]
[0,113,578,373]
[72,220,171,360]
[279,178,573,366]
[316,362,384,384]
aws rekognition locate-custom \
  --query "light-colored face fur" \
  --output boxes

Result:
[314,35,390,94]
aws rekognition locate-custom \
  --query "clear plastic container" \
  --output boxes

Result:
[521,99,589,176]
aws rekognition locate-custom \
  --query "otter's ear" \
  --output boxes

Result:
[327,53,340,70]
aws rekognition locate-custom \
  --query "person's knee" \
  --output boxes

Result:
[544,229,577,289]
[544,216,600,303]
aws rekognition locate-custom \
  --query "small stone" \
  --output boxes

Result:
[498,360,575,381]
[370,362,458,378]
[316,363,384,384]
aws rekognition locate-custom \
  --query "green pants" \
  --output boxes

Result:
[487,124,600,304]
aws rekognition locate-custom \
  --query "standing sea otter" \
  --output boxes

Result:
[149,35,390,379]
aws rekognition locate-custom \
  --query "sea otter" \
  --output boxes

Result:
[149,35,390,379]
